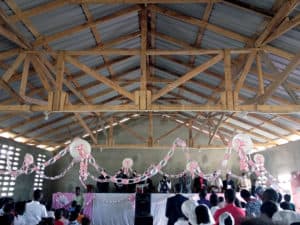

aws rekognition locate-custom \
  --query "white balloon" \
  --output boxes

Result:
[122,158,133,169]
[69,137,91,161]
[231,133,253,155]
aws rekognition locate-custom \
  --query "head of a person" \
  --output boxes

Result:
[218,196,225,207]
[33,189,43,201]
[0,214,14,225]
[174,183,181,193]
[38,218,54,225]
[240,189,251,201]
[71,200,77,208]
[283,194,291,202]
[14,201,25,216]
[225,189,236,204]
[54,209,62,221]
[61,208,69,219]
[262,188,278,203]
[163,175,167,181]
[242,172,246,177]
[280,201,291,210]
[219,212,234,225]
[260,201,278,219]
[69,211,78,222]
[199,188,207,199]
[241,218,276,225]
[226,173,230,180]
[81,217,91,225]
[75,186,81,196]
[3,202,14,214]
[255,186,265,200]
[195,205,213,225]
[210,192,218,207]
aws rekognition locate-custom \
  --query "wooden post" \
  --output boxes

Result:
[148,112,153,146]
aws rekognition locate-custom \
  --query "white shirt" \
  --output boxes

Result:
[14,215,26,225]
[24,201,47,225]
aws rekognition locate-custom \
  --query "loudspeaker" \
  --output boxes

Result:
[135,193,151,217]
[134,216,153,225]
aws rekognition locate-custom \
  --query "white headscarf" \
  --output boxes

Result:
[181,200,197,224]
[219,212,234,225]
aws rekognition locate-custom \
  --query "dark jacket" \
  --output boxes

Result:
[165,194,188,225]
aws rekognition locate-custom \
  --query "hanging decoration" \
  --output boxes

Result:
[122,158,134,175]
[231,133,253,171]
[0,134,280,190]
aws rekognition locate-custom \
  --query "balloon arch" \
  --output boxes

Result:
[0,134,279,190]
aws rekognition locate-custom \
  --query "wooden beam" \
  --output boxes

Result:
[19,57,30,96]
[65,55,135,101]
[1,53,26,82]
[80,3,116,80]
[0,25,27,48]
[255,0,300,46]
[154,122,185,143]
[148,112,153,146]
[257,52,300,103]
[33,5,141,47]
[117,119,146,143]
[55,52,65,91]
[9,0,67,23]
[224,50,232,92]
[30,56,52,91]
[5,0,40,38]
[263,13,300,44]
[152,53,223,102]
[208,113,224,145]
[149,5,294,60]
[256,53,265,95]
[74,113,98,144]
[189,2,214,65]
[90,144,227,150]
[235,51,256,94]
[0,103,297,113]
[0,79,24,103]
[140,7,148,109]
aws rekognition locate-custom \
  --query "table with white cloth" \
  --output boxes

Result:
[92,193,197,225]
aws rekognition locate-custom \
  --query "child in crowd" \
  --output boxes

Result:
[54,209,64,225]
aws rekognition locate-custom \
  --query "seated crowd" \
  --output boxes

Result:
[167,184,299,225]
[0,171,298,225]
[0,189,91,225]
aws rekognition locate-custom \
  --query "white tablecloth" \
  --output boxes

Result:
[92,194,199,225]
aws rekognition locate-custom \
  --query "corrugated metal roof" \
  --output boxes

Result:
[158,3,206,19]
[97,11,139,43]
[50,29,96,50]
[210,3,265,38]
[0,1,300,150]
[14,0,51,11]
[156,13,198,45]
[238,0,276,11]
[30,4,86,36]
[269,28,300,54]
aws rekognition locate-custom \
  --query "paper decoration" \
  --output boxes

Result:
[232,133,253,155]
[69,137,91,161]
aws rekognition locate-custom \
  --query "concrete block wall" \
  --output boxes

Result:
[0,137,52,201]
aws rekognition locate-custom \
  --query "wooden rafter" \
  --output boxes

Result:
[152,53,224,102]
